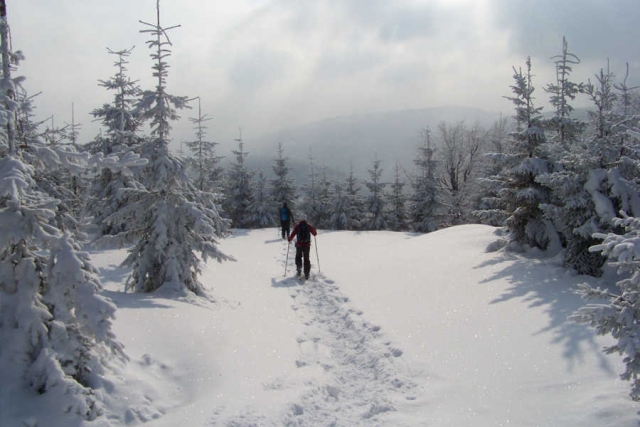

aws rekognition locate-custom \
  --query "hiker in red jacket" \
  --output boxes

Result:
[288,215,317,279]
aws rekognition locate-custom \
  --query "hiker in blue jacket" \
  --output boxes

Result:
[279,202,294,240]
[288,215,317,279]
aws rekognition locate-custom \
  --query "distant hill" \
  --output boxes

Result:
[237,106,503,183]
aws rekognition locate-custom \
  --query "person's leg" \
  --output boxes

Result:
[295,246,302,276]
[302,246,311,279]
[281,220,286,239]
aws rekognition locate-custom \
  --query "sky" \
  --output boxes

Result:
[10,0,640,154]
[2,225,637,426]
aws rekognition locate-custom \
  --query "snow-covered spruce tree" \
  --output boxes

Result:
[474,116,513,226]
[25,113,87,237]
[88,46,146,237]
[0,10,125,422]
[184,96,224,192]
[299,149,323,226]
[314,166,334,229]
[270,142,297,213]
[538,64,623,276]
[544,36,585,150]
[329,181,349,230]
[502,57,558,250]
[363,154,388,230]
[223,133,254,228]
[246,170,276,228]
[387,162,408,231]
[410,128,439,233]
[327,163,362,230]
[107,0,231,294]
[345,163,365,230]
[570,213,640,400]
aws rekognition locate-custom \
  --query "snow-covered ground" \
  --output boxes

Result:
[5,225,639,426]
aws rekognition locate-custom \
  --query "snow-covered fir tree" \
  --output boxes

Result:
[314,166,334,228]
[299,150,323,226]
[345,163,365,230]
[270,142,297,212]
[544,36,585,150]
[502,57,558,250]
[246,170,276,228]
[106,0,231,294]
[538,64,619,276]
[474,116,512,226]
[387,162,408,231]
[363,154,388,230]
[26,113,86,237]
[0,12,125,422]
[184,96,223,192]
[88,46,146,237]
[410,128,439,233]
[571,212,640,400]
[223,133,254,228]
[326,163,362,230]
[328,181,349,230]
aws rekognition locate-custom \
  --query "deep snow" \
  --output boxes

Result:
[3,224,639,426]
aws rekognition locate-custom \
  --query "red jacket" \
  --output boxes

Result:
[288,220,317,247]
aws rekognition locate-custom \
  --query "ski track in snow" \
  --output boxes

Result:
[219,243,419,426]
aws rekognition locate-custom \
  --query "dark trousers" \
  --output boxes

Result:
[281,220,291,239]
[295,245,311,277]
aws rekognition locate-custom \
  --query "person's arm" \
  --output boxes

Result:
[310,225,317,236]
[288,225,298,242]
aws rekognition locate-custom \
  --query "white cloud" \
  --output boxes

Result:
[9,0,640,153]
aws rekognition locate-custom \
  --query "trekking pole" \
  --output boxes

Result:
[314,235,321,273]
[284,241,290,277]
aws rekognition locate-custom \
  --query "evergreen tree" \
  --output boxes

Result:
[329,163,363,230]
[315,166,334,229]
[246,170,275,228]
[387,162,408,231]
[223,133,254,228]
[410,128,439,233]
[108,0,231,294]
[540,61,640,276]
[571,213,640,400]
[364,155,388,230]
[502,57,558,250]
[0,9,125,421]
[270,142,296,212]
[184,97,223,192]
[299,149,322,226]
[474,116,512,226]
[544,36,585,149]
[88,46,145,237]
[329,181,349,230]
[538,64,613,275]
[345,164,365,230]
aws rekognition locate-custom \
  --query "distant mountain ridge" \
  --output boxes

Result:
[246,106,502,182]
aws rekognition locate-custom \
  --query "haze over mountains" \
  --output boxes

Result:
[237,106,502,182]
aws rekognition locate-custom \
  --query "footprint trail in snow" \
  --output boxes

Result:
[222,242,419,426]
[282,274,418,426]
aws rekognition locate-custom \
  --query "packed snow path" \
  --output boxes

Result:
[219,239,419,426]
[283,274,418,425]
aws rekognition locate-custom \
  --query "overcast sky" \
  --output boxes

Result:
[10,0,640,152]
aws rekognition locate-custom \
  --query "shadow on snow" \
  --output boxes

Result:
[476,251,615,376]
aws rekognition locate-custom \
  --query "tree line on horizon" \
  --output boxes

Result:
[3,0,640,422]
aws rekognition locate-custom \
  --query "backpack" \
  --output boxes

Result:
[297,222,311,243]
[280,207,289,221]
